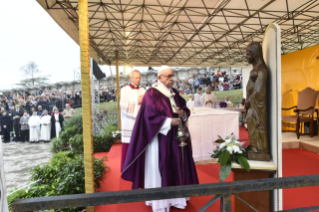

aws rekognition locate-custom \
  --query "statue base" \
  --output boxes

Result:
[248,152,270,161]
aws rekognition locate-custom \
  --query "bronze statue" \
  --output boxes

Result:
[245,42,270,161]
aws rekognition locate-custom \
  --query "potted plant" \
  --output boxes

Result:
[112,130,121,144]
[211,134,251,182]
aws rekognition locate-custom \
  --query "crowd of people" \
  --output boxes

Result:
[0,101,75,143]
[173,70,242,94]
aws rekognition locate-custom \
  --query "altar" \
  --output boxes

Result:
[188,108,239,162]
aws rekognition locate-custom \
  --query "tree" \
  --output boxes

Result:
[16,61,50,88]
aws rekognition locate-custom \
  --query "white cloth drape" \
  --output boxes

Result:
[189,108,239,162]
[28,115,40,142]
[120,86,146,143]
[40,115,51,141]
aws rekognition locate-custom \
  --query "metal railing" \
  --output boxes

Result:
[11,174,319,212]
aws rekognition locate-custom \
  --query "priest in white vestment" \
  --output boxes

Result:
[120,70,146,171]
[122,66,198,212]
[40,110,51,143]
[201,86,217,108]
[193,87,203,107]
[28,112,40,143]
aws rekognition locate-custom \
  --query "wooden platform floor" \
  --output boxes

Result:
[282,132,319,154]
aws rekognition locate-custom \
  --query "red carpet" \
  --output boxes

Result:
[94,126,319,212]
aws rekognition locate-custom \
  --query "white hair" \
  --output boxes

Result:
[157,66,172,77]
[130,70,141,78]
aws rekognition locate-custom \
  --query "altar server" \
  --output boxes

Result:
[40,110,51,143]
[122,66,198,212]
[51,109,64,139]
[28,112,40,143]
[193,87,203,107]
[201,86,217,108]
[120,70,146,171]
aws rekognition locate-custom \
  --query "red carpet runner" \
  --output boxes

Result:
[94,127,319,212]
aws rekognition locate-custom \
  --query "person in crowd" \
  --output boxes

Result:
[225,96,232,105]
[51,109,64,139]
[28,111,40,143]
[201,86,217,108]
[120,70,146,171]
[40,110,51,143]
[62,104,75,122]
[19,110,30,143]
[0,110,11,143]
[51,106,60,116]
[187,94,194,109]
[37,105,43,117]
[29,107,36,116]
[12,104,23,142]
[193,87,203,107]
[122,66,198,212]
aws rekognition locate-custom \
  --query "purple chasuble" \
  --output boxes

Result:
[121,87,199,189]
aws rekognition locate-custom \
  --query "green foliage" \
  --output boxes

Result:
[93,134,114,153]
[212,135,251,182]
[237,155,250,172]
[218,150,230,166]
[69,133,114,155]
[30,151,108,196]
[7,152,108,212]
[51,114,116,154]
[69,134,83,155]
[219,161,232,182]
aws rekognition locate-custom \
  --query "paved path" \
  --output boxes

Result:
[3,142,52,192]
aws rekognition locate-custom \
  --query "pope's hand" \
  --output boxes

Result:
[171,118,181,126]
[137,95,144,104]
[177,109,184,117]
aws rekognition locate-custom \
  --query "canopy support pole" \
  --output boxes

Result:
[79,1,95,212]
[116,50,121,130]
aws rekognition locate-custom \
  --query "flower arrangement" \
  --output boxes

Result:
[112,130,121,140]
[211,134,251,182]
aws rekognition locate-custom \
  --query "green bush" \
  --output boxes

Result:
[51,115,117,154]
[69,133,114,155]
[8,152,108,212]
[50,115,83,153]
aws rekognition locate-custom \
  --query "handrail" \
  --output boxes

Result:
[11,174,319,212]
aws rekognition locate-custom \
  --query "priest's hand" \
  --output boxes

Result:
[137,95,144,104]
[3,125,6,129]
[177,109,184,118]
[171,118,181,126]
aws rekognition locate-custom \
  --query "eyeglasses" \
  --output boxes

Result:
[161,74,174,79]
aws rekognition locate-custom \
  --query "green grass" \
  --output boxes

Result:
[75,89,243,114]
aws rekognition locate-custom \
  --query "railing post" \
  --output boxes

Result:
[220,194,232,212]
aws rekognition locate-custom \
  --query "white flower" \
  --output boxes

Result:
[226,145,233,154]
[219,142,226,149]
[225,139,232,144]
[232,145,243,154]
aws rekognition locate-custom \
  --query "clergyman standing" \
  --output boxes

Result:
[120,70,146,171]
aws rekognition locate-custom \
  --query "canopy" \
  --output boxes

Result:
[37,0,319,67]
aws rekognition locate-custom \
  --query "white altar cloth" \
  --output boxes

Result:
[188,108,239,162]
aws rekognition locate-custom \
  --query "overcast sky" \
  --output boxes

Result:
[0,0,150,90]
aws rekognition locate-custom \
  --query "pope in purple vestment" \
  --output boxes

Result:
[121,67,199,192]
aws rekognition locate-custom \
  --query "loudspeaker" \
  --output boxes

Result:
[92,60,106,80]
